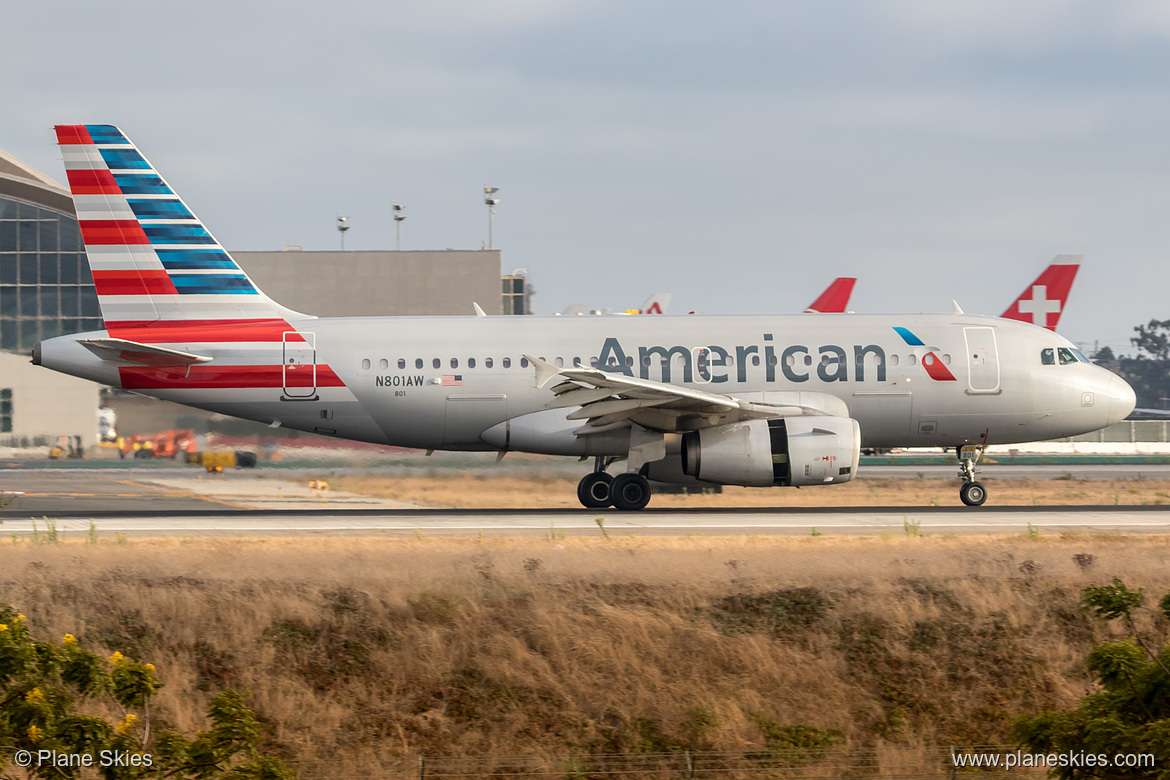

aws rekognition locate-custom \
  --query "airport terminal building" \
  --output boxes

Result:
[0,148,519,449]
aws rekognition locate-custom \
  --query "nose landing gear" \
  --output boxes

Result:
[957,445,987,506]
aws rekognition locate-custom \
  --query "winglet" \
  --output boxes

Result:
[525,354,562,389]
[952,300,964,315]
[473,302,487,318]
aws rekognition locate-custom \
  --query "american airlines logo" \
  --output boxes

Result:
[596,335,890,385]
[892,327,956,381]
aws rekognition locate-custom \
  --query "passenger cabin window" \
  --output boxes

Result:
[468,358,476,369]
[397,359,405,369]
[890,354,899,366]
[1041,348,1055,366]
[361,359,371,370]
[433,358,441,369]
[503,357,511,368]
[485,357,493,368]
[1058,347,1077,365]
[573,357,582,367]
[521,357,529,368]
[415,358,424,369]
[451,358,458,369]
[379,359,389,370]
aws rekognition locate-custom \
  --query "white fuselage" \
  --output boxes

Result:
[36,312,1135,455]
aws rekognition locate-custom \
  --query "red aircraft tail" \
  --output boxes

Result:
[805,277,857,313]
[1000,257,1080,331]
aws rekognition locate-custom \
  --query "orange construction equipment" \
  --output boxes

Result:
[121,429,197,460]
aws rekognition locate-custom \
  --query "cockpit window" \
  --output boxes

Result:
[1058,347,1077,365]
[1041,348,1055,365]
[1070,348,1090,363]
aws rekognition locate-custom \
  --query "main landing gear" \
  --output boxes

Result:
[576,458,652,511]
[957,445,987,507]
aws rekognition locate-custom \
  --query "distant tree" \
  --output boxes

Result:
[1093,346,1115,363]
[1132,319,1170,361]
[1012,578,1170,779]
[1104,319,1170,409]
[0,604,292,780]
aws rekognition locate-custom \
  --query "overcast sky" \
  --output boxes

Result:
[4,1,1169,353]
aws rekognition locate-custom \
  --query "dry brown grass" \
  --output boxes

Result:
[3,533,1169,768]
[326,473,1170,508]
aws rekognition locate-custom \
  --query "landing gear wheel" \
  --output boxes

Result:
[577,472,613,508]
[960,480,988,507]
[610,473,652,511]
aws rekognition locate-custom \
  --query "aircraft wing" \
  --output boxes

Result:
[525,355,820,434]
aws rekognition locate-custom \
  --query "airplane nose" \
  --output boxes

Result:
[1105,372,1136,425]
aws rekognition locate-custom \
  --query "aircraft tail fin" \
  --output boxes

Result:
[805,277,856,313]
[54,124,305,329]
[1000,256,1081,331]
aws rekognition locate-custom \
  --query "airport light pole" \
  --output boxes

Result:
[392,202,406,251]
[336,214,350,250]
[484,186,500,249]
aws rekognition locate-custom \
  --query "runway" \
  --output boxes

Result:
[1,467,1168,537]
[0,507,1168,538]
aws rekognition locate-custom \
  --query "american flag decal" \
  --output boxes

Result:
[441,375,463,386]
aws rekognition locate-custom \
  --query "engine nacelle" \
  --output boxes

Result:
[679,416,860,487]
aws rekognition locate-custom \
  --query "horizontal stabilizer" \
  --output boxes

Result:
[78,338,213,367]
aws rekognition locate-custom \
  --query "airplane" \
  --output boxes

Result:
[659,279,856,317]
[560,293,671,316]
[32,126,1135,510]
[1000,259,1079,331]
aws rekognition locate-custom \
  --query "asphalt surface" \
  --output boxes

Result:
[0,466,1168,538]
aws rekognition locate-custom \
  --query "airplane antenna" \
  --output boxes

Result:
[392,202,406,250]
[484,185,500,248]
[336,214,351,251]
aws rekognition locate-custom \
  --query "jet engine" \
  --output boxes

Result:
[677,417,860,487]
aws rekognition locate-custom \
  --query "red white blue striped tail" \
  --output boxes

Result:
[55,124,304,329]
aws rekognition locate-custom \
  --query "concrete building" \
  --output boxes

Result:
[234,249,502,317]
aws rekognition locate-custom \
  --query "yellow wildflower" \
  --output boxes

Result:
[28,724,43,743]
[14,614,24,622]
[116,713,138,735]
[109,651,125,664]
[62,633,77,645]
[0,624,7,632]
[145,663,155,672]
[25,688,44,703]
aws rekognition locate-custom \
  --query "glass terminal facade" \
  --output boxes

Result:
[0,196,102,353]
